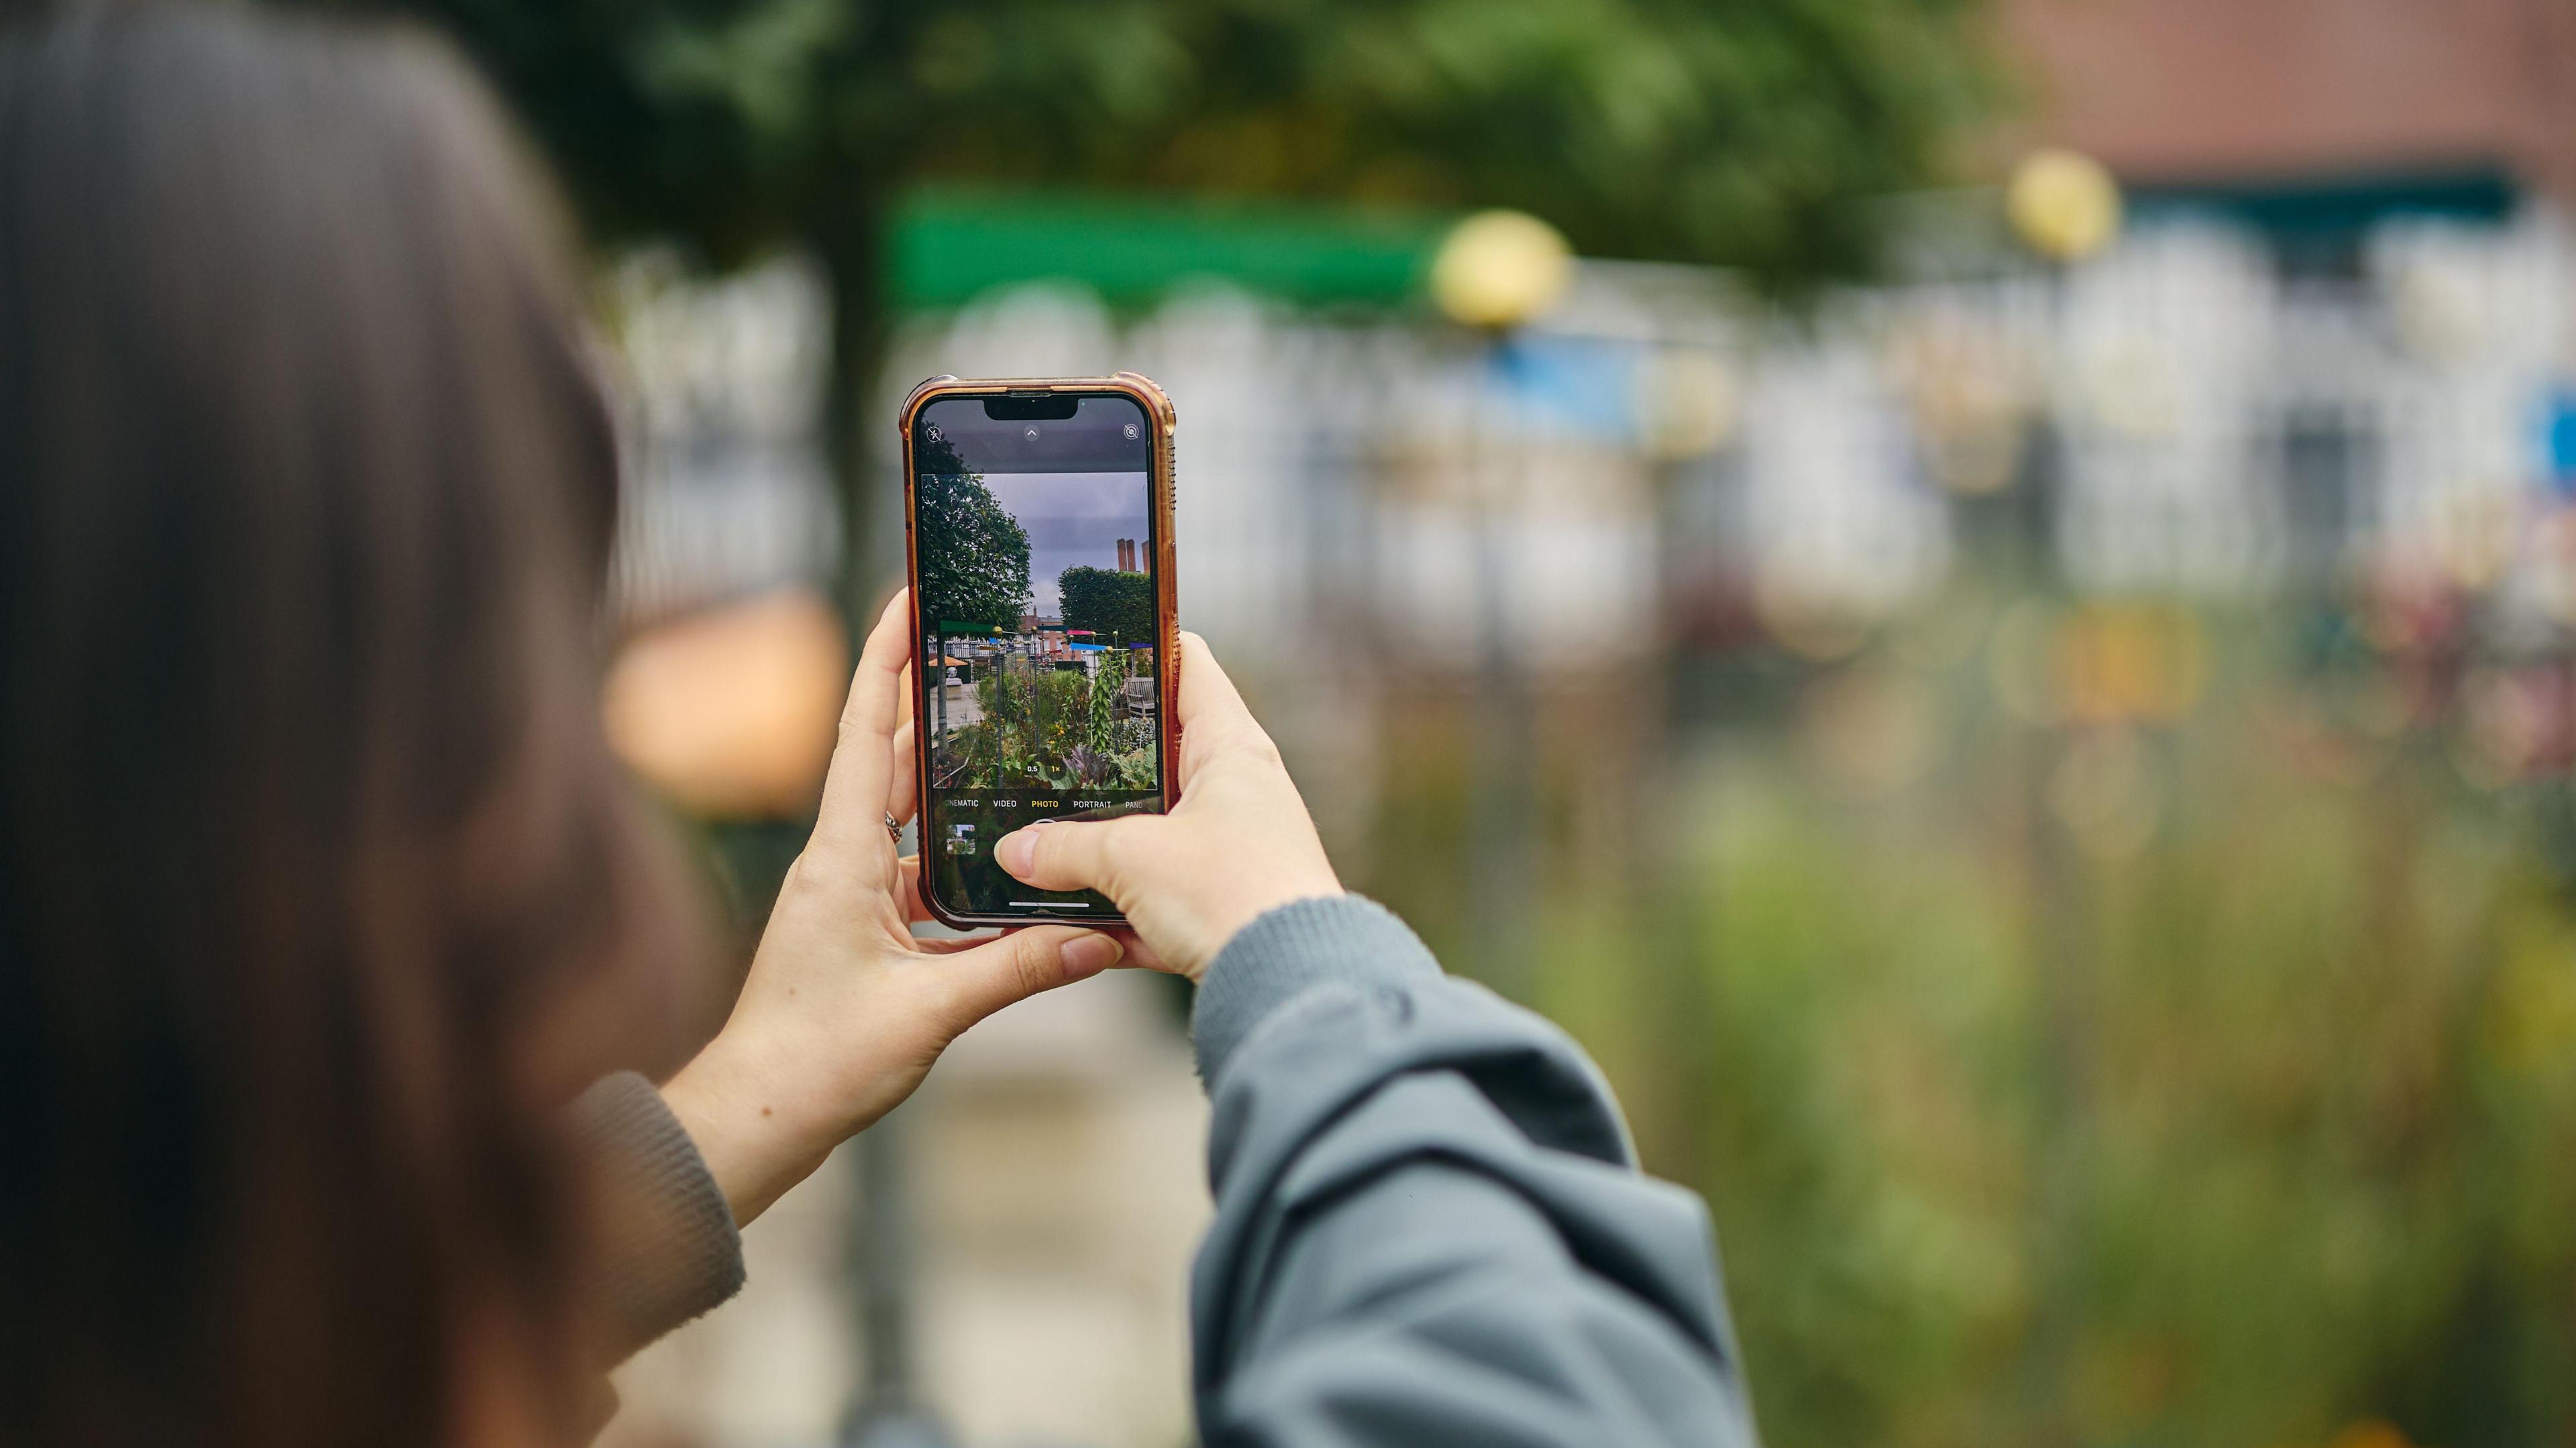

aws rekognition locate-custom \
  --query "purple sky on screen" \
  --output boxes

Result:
[982,471,1150,617]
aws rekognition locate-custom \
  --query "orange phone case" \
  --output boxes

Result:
[897,372,1180,929]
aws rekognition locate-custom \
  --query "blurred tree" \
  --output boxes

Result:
[293,0,1990,604]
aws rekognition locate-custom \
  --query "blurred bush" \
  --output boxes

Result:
[1364,590,2576,1448]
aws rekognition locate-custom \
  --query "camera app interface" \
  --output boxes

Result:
[913,394,1163,917]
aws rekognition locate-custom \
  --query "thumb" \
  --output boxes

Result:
[994,817,1143,899]
[937,926,1125,1027]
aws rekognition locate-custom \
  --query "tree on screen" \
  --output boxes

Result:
[1058,566,1152,647]
[914,438,1030,633]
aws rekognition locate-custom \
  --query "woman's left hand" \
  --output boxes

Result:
[659,588,1128,1225]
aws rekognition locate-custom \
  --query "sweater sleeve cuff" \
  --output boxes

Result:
[568,1071,747,1360]
[1190,893,1442,1089]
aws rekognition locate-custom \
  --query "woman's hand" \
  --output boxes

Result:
[992,632,1342,983]
[659,590,1128,1226]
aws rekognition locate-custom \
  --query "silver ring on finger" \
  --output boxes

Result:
[883,812,904,844]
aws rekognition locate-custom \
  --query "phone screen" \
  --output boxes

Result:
[911,392,1165,920]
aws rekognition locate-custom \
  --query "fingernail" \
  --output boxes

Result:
[996,827,1036,877]
[1059,933,1122,981]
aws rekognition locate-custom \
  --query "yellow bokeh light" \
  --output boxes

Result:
[1430,209,1574,329]
[2007,148,2123,264]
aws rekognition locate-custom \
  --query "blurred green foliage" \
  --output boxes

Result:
[334,0,1992,282]
[1356,602,2576,1448]
[291,0,1993,599]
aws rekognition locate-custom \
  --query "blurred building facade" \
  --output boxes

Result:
[2001,0,2576,200]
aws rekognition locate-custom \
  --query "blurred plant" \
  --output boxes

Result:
[292,0,1995,600]
[1363,609,2576,1448]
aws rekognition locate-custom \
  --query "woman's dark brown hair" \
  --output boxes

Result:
[0,5,701,1443]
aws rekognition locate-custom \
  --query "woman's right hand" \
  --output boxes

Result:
[993,632,1342,981]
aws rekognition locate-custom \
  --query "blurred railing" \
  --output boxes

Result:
[609,205,2576,674]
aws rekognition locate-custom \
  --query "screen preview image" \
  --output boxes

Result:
[915,432,1162,914]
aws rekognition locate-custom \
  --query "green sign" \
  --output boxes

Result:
[892,188,1450,313]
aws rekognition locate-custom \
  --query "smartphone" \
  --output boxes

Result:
[899,373,1179,928]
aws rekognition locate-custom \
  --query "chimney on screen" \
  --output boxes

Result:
[1116,538,1137,571]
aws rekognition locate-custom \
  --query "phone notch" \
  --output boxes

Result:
[981,394,1081,421]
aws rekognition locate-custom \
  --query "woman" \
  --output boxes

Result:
[0,5,1756,1446]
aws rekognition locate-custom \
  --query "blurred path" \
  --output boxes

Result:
[602,968,1210,1448]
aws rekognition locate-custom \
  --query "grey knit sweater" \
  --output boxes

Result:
[580,895,1759,1447]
